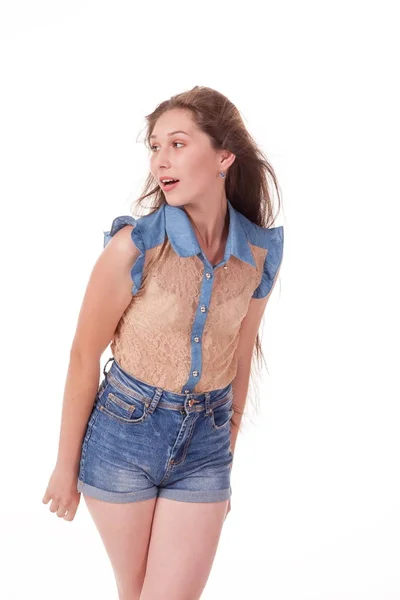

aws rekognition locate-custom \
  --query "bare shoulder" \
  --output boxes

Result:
[103,223,137,256]
[99,223,141,286]
[70,224,140,358]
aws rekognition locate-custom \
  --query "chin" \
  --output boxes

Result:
[164,195,190,208]
[164,196,182,205]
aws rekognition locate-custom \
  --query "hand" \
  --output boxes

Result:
[42,464,81,522]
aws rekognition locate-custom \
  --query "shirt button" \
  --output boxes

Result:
[200,305,206,313]
[192,370,199,376]
[205,272,212,279]
[194,336,200,342]
[223,264,228,270]
[184,389,190,393]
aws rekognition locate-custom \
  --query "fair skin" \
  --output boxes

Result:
[42,107,276,600]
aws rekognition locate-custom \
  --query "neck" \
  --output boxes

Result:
[183,195,229,249]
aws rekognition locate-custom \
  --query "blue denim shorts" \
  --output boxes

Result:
[77,357,234,503]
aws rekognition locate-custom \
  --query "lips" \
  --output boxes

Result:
[160,179,180,192]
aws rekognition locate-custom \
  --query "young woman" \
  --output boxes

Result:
[42,85,284,600]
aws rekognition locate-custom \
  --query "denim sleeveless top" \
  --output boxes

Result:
[103,199,284,394]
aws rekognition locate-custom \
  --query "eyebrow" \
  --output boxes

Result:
[150,130,190,139]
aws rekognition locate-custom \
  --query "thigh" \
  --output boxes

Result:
[140,497,229,600]
[82,495,157,599]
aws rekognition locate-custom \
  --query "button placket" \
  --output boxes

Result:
[184,263,214,395]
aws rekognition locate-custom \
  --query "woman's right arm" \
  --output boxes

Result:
[42,224,140,519]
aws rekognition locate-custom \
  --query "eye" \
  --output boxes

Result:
[150,141,184,152]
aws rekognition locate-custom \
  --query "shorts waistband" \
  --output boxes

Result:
[101,356,233,415]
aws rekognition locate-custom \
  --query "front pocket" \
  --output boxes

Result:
[99,389,149,424]
[210,399,234,430]
[106,392,137,416]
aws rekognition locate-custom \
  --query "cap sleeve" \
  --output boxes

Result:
[252,225,284,299]
[103,215,146,295]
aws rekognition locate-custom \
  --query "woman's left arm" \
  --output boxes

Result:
[230,268,281,455]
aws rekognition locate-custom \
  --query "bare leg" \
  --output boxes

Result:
[82,494,157,600]
[140,497,230,600]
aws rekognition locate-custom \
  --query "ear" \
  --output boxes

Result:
[219,150,236,172]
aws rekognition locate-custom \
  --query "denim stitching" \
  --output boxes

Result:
[107,372,149,404]
[153,391,233,412]
[105,392,137,415]
[172,414,199,466]
[98,404,149,424]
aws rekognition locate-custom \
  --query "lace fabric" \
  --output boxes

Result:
[111,242,267,393]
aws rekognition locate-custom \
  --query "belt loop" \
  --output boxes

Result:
[204,391,212,416]
[103,356,114,378]
[147,387,163,415]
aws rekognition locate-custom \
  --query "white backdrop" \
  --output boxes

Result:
[1,1,399,598]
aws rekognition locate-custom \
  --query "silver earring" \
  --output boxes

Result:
[219,171,226,178]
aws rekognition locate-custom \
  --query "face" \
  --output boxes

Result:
[149,108,231,207]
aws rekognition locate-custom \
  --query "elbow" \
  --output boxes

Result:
[69,344,102,366]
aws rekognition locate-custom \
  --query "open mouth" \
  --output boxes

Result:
[161,179,180,191]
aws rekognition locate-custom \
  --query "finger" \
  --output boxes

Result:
[49,499,60,513]
[64,496,80,521]
[42,491,50,504]
[57,505,69,518]
[63,508,76,521]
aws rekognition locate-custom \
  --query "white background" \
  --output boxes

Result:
[1,1,399,598]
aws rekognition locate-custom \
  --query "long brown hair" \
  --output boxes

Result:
[130,85,283,426]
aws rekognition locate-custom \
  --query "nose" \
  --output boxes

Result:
[152,145,173,170]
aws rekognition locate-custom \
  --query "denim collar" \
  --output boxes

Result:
[164,199,256,267]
